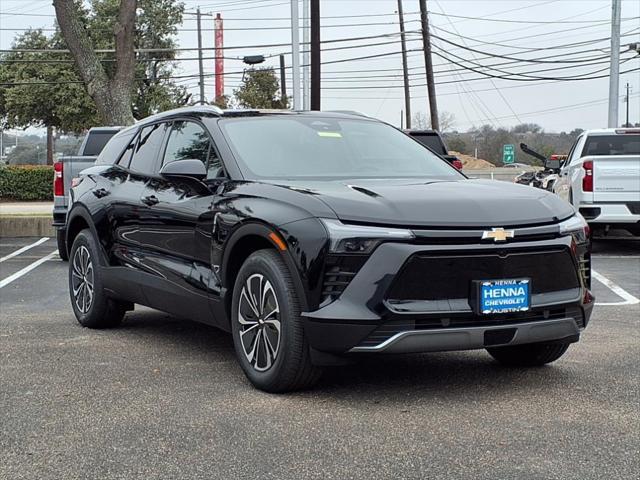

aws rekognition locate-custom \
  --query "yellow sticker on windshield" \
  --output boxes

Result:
[317,131,342,138]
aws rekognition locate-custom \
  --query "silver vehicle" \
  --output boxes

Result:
[53,127,121,259]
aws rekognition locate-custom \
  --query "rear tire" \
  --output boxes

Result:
[68,229,126,329]
[56,229,68,261]
[231,249,322,393]
[487,341,571,367]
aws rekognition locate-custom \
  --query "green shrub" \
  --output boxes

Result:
[0,165,54,201]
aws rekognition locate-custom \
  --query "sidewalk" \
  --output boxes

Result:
[0,202,53,216]
[0,202,54,237]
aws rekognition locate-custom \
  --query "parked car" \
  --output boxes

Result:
[53,126,122,260]
[405,129,463,169]
[66,106,593,392]
[502,162,533,169]
[548,128,640,236]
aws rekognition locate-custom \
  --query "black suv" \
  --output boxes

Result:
[66,107,593,392]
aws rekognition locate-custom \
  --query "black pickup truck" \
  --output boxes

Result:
[406,130,462,169]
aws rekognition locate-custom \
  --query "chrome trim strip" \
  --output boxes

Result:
[349,318,580,353]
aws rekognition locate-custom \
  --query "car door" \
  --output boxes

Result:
[136,119,223,325]
[555,135,582,202]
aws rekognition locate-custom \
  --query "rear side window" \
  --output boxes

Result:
[129,123,168,174]
[96,132,135,165]
[82,131,118,156]
[581,135,640,156]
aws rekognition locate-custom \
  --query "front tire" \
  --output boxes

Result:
[231,249,321,392]
[68,229,126,328]
[487,341,571,367]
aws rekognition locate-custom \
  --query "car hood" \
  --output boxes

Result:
[269,178,574,227]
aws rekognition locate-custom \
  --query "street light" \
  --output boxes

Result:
[243,55,265,66]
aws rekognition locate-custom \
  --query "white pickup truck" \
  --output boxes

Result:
[550,128,640,236]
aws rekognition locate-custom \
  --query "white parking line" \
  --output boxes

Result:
[0,250,58,289]
[0,237,49,263]
[592,269,640,306]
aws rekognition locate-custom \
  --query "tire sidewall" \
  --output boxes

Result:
[68,230,105,326]
[231,251,300,389]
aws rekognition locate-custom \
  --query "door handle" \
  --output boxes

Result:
[92,188,109,198]
[141,195,159,206]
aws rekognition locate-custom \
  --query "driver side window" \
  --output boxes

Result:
[566,136,582,165]
[163,121,223,179]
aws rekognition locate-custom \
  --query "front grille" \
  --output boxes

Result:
[321,254,367,300]
[386,248,579,302]
[358,307,584,347]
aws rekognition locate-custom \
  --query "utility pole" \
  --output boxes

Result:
[419,0,439,131]
[397,0,411,129]
[290,0,301,110]
[302,0,310,110]
[607,0,621,127]
[279,54,288,105]
[310,0,321,110]
[624,82,630,127]
[214,13,224,103]
[197,7,205,105]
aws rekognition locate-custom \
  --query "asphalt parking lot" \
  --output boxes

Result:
[1,235,638,480]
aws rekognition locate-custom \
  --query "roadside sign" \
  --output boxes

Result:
[503,144,515,164]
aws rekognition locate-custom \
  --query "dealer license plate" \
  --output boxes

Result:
[479,279,530,314]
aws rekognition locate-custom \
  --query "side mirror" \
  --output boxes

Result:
[544,158,561,171]
[159,159,206,179]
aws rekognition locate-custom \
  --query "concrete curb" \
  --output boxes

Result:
[0,216,56,237]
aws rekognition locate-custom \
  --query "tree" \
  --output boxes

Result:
[0,30,98,163]
[234,68,287,109]
[53,0,137,125]
[87,0,188,119]
[412,111,455,132]
[511,123,542,134]
[1,1,187,163]
[445,136,467,154]
[7,144,44,165]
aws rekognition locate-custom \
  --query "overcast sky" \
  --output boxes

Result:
[1,0,639,133]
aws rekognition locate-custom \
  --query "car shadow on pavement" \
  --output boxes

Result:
[117,309,578,399]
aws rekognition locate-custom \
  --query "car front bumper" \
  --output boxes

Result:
[302,237,594,354]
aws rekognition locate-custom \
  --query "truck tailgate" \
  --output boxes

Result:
[592,155,640,201]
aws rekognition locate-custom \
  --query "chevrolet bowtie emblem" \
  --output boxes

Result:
[482,227,515,242]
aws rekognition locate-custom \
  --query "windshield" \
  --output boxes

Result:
[219,116,461,180]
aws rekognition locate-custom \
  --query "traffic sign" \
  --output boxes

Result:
[503,144,515,164]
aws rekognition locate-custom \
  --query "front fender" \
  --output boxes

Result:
[220,218,328,312]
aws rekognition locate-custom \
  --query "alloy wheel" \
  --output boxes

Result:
[71,245,95,314]
[237,274,281,372]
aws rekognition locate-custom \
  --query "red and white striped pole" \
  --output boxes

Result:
[214,13,224,102]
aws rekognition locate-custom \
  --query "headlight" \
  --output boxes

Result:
[558,213,589,243]
[320,218,414,253]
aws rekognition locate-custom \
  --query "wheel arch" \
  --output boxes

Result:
[65,205,106,266]
[221,221,309,323]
